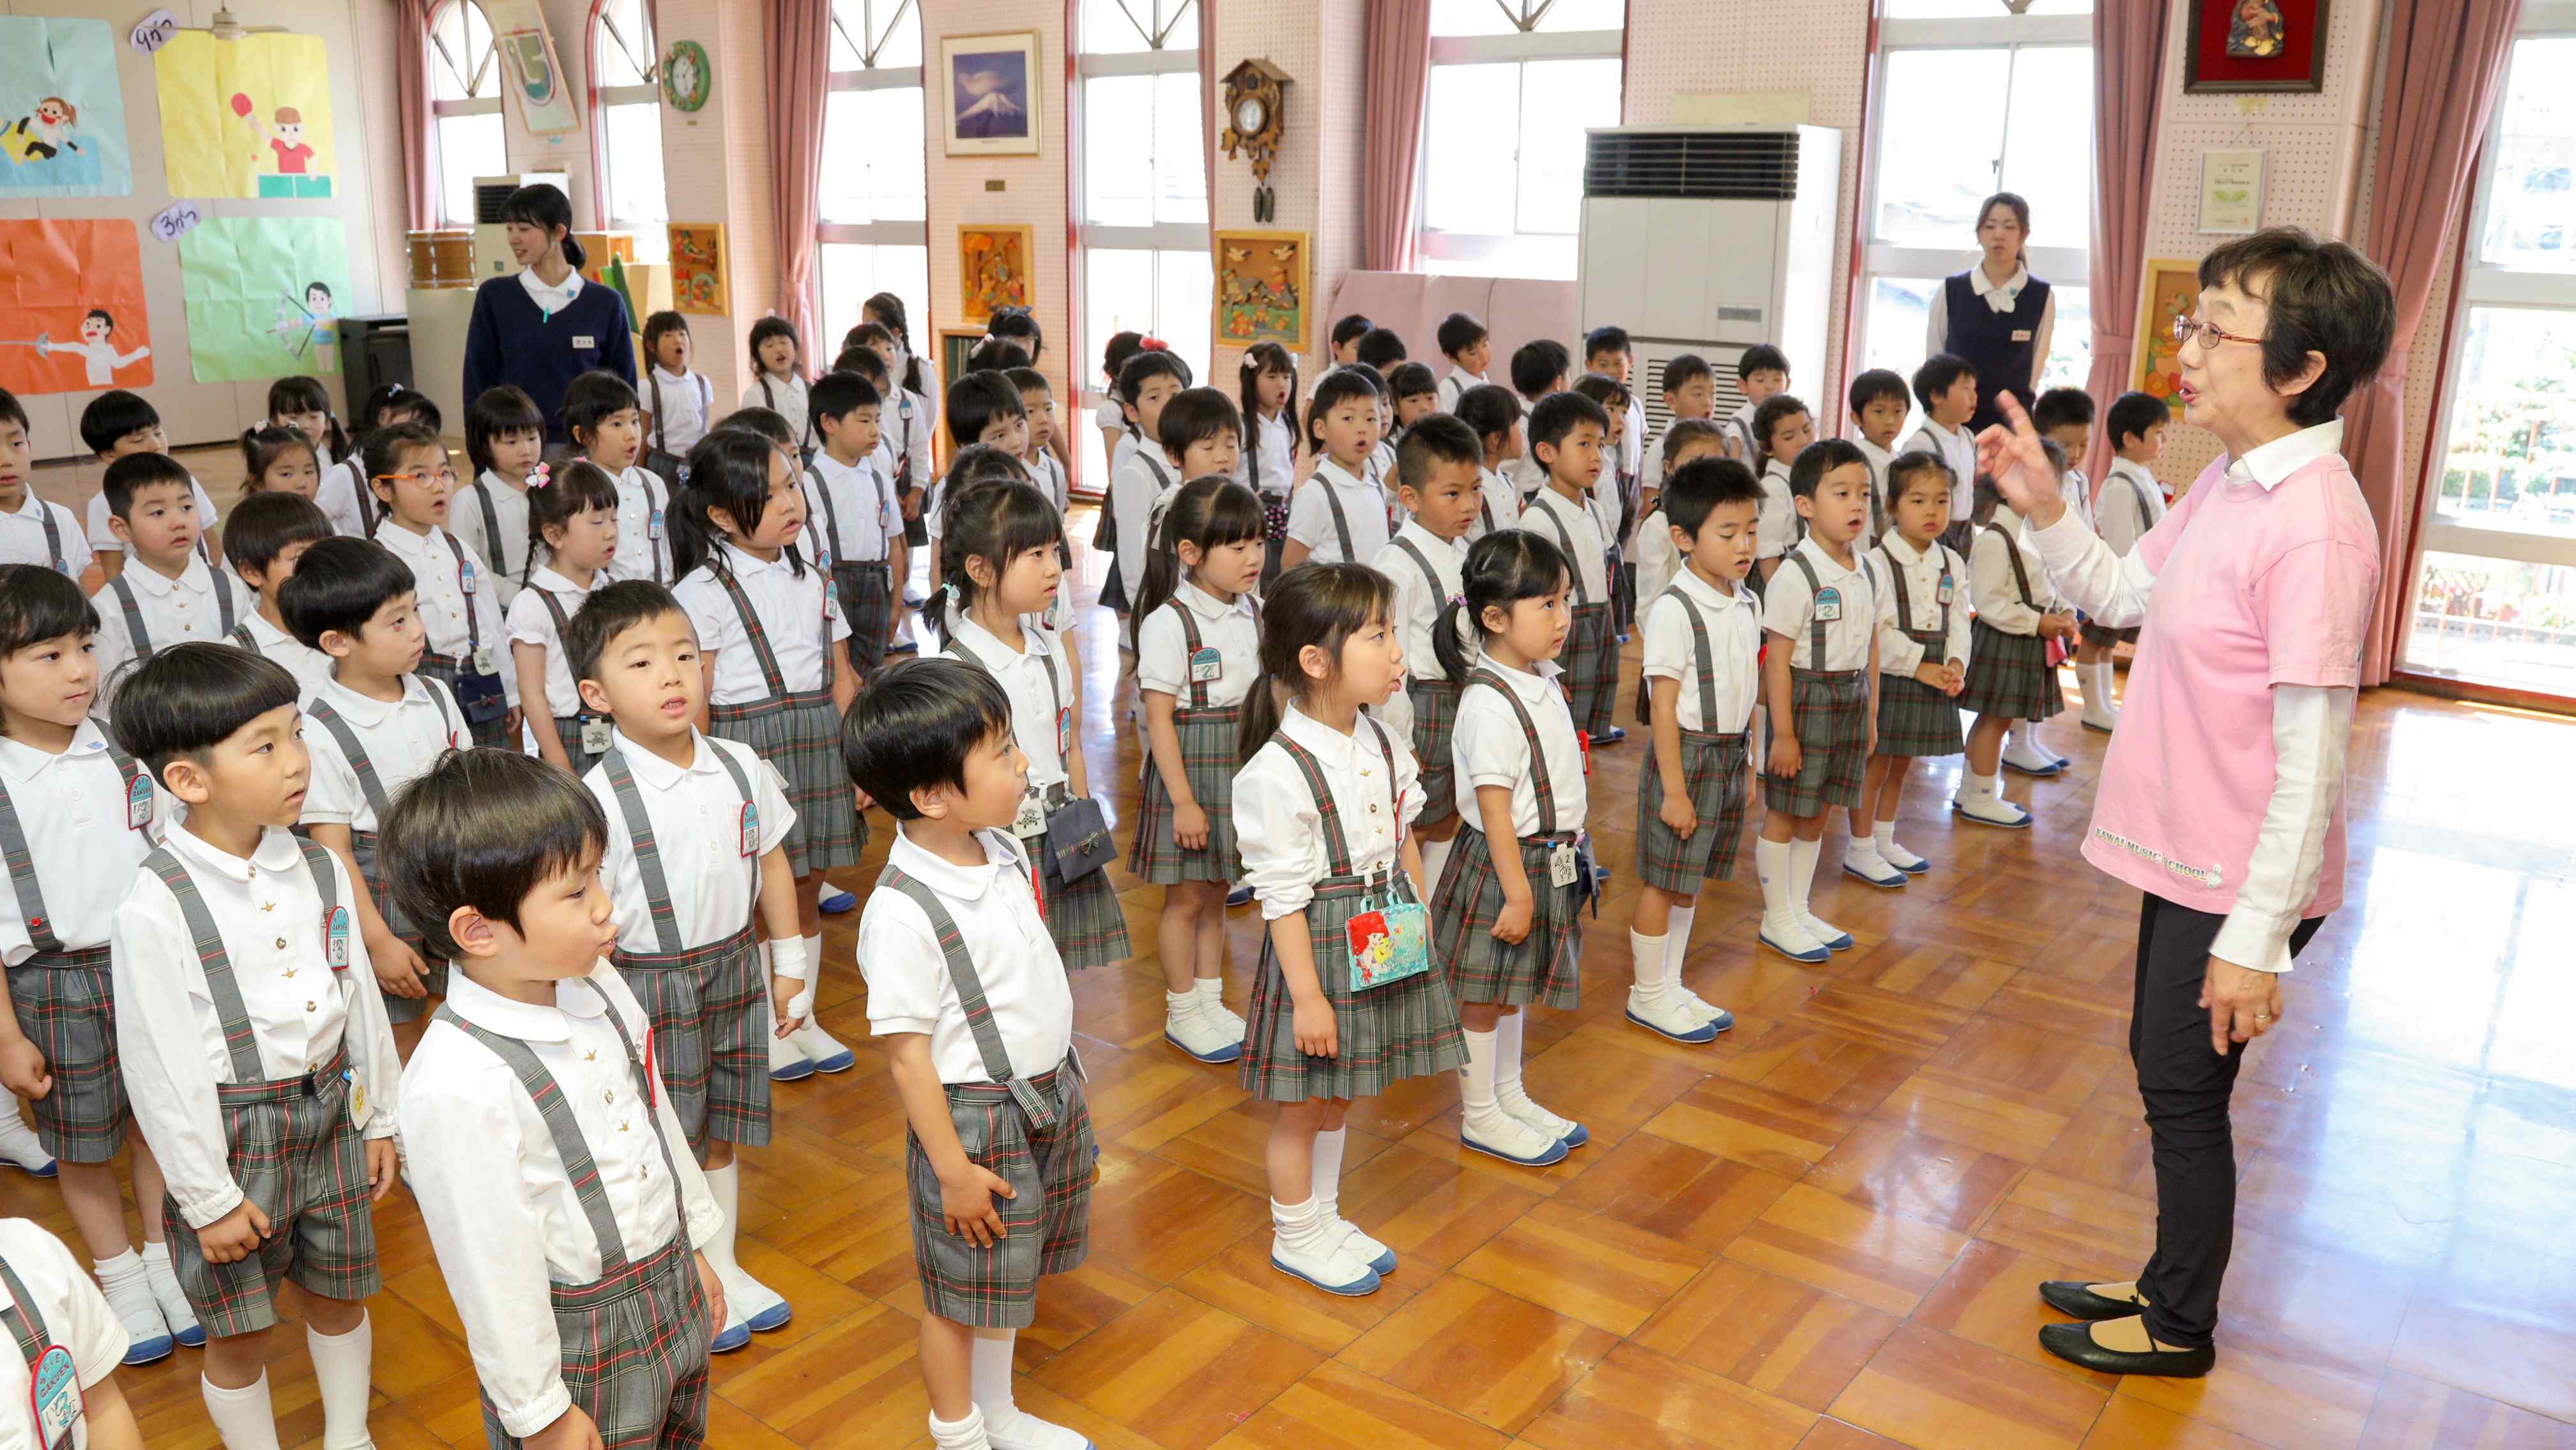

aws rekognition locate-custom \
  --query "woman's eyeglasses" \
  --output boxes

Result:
[2173,316,2260,349]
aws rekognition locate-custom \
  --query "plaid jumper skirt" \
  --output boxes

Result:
[1762,551,1875,818]
[701,568,867,875]
[599,745,772,1163]
[803,461,894,676]
[1958,524,2066,723]
[444,997,715,1449]
[1525,492,1619,740]
[1387,536,1464,832]
[533,587,608,779]
[146,839,381,1335]
[1129,602,1245,885]
[305,692,462,1021]
[1873,542,1969,759]
[1635,588,1754,891]
[1429,669,1586,1009]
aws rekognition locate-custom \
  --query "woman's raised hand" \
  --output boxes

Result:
[1977,392,2068,529]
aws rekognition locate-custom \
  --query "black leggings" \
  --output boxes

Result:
[2130,893,2324,1348]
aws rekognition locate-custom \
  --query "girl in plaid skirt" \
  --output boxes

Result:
[1235,565,1465,1298]
[1850,454,1971,885]
[1235,344,1300,588]
[504,460,618,778]
[1428,530,1589,1168]
[1129,478,1265,1063]
[669,431,862,1078]
[1956,470,2078,828]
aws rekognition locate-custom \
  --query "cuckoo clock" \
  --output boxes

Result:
[1220,58,1292,222]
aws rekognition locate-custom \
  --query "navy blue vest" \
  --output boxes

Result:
[1940,271,2050,434]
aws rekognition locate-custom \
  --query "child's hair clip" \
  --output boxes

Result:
[1240,353,1261,370]
[527,462,551,488]
[1139,337,1170,353]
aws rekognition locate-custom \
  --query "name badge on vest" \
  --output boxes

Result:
[2011,328,2033,342]
[1814,586,1844,623]
[29,1342,77,1449]
[323,904,351,970]
[126,771,151,830]
[648,508,664,540]
[471,646,496,676]
[1936,572,1956,606]
[461,559,478,594]
[1056,706,1072,763]
[1188,646,1222,683]
[581,717,613,753]
[573,335,597,351]
[1548,841,1579,889]
[739,802,759,858]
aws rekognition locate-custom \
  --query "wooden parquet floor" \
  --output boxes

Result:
[11,475,2576,1449]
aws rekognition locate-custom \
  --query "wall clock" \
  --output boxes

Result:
[1220,58,1292,222]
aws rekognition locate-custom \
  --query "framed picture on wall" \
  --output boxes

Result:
[2185,0,2329,94]
[940,326,983,395]
[1213,229,1310,353]
[941,31,1040,156]
[958,224,1035,324]
[2133,258,2206,421]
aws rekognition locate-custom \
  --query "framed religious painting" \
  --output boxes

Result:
[2185,0,2330,95]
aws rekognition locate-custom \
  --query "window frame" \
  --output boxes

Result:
[1074,0,1208,432]
[1415,15,1624,276]
[587,0,666,236]
[427,0,505,227]
[814,0,929,337]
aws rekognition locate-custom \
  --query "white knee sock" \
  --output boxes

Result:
[1788,836,1824,921]
[969,1331,1024,1429]
[202,1373,285,1450]
[1419,834,1455,896]
[1665,906,1698,977]
[307,1315,375,1450]
[929,1405,992,1450]
[1270,1193,1336,1258]
[1459,1028,1501,1126]
[1311,1127,1348,1225]
[1627,928,1668,997]
[704,1161,743,1280]
[1755,837,1798,935]
[1492,1011,1527,1108]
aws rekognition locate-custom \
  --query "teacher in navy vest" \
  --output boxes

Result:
[461,183,637,449]
[1925,192,2055,434]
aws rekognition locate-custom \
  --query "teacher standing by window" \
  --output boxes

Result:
[461,183,636,448]
[1926,192,2054,434]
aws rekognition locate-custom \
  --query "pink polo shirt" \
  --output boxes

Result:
[2080,437,2378,918]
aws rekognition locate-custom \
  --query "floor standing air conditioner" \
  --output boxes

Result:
[471,171,570,281]
[1578,125,1841,442]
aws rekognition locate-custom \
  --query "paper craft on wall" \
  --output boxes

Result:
[1214,229,1309,353]
[178,218,351,382]
[958,225,1033,323]
[483,0,579,135]
[153,31,334,198]
[667,224,728,314]
[0,220,153,395]
[0,17,133,197]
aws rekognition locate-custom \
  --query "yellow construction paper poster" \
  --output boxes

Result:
[152,31,334,199]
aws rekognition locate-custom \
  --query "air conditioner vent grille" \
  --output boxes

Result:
[1583,130,1800,201]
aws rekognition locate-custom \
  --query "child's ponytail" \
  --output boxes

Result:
[1440,528,1571,686]
[862,292,927,396]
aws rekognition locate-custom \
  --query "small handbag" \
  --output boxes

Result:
[1345,882,1431,993]
[1044,793,1117,883]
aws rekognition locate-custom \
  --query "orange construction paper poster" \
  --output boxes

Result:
[0,219,152,395]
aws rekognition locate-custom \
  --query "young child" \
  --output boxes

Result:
[1955,465,2078,827]
[804,370,896,678]
[1756,439,1880,963]
[1330,313,1373,365]
[1586,328,1646,492]
[1515,390,1622,743]
[0,1215,148,1447]
[670,430,861,1080]
[1846,368,1912,545]
[742,317,811,452]
[1502,342,1571,502]
[1726,344,1791,466]
[1094,331,1148,481]
[1456,384,1525,539]
[459,384,547,609]
[1387,362,1440,437]
[844,657,1094,1450]
[935,478,1131,981]
[1350,363,1401,498]
[561,581,809,1349]
[384,749,726,1449]
[1372,415,1481,907]
[1433,312,1492,413]
[505,459,621,777]
[1235,563,1465,1296]
[0,388,91,579]
[859,292,941,439]
[236,425,321,498]
[1236,343,1300,585]
[565,370,675,587]
[1904,354,1981,553]
[1281,369,1390,572]
[1629,459,1764,1043]
[79,392,221,577]
[1751,395,1817,587]
[89,454,252,708]
[1573,372,1638,629]
[0,567,199,1366]
[1129,478,1264,1062]
[1629,418,1730,651]
[641,310,717,471]
[363,422,519,751]
[1428,530,1589,1168]
[265,375,349,475]
[1355,328,1407,375]
[282,537,468,1030]
[1849,454,1970,887]
[2033,386,2107,731]
[1106,349,1189,610]
[2082,391,2171,733]
[316,385,438,540]
[1147,388,1243,541]
[221,493,337,694]
[851,321,939,507]
[107,644,399,1450]
[1641,353,1716,486]
[1006,367,1071,514]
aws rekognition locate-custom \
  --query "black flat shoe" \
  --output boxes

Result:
[2036,1322,2214,1378]
[2038,1280,2146,1321]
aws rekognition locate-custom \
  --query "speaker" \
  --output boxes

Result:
[339,314,412,406]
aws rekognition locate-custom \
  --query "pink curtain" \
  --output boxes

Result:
[2078,0,2167,488]
[1361,0,1431,271]
[397,0,435,229]
[1063,0,1088,492]
[2345,0,2521,685]
[765,0,832,349]
[1201,6,1217,222]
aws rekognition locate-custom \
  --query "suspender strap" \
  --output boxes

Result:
[650,372,668,458]
[602,743,758,956]
[1267,717,1398,881]
[951,628,1067,770]
[710,567,793,701]
[1990,524,2039,610]
[38,505,68,577]
[108,576,151,660]
[803,464,841,563]
[308,693,462,820]
[1320,479,1355,561]
[229,622,258,650]
[0,1255,53,1368]
[2123,471,2155,527]
[1532,496,1589,604]
[1392,537,1446,613]
[537,586,573,639]
[876,863,1060,1128]
[473,480,527,584]
[1173,605,1208,711]
[1787,551,1844,670]
[142,838,342,1083]
[1467,668,1563,835]
[1658,586,1723,728]
[1879,544,1951,643]
[439,531,484,659]
[0,746,144,955]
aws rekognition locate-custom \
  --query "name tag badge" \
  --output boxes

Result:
[344,1065,367,1129]
[648,508,664,540]
[739,802,759,858]
[1548,841,1579,889]
[471,646,496,676]
[580,717,613,753]
[2011,328,2034,342]
[1012,790,1048,839]
[1188,646,1222,683]
[1814,586,1844,623]
[126,771,152,830]
[1936,572,1956,606]
[461,560,478,594]
[29,1342,77,1449]
[815,546,833,571]
[1056,706,1072,763]
[573,334,597,350]
[323,904,351,970]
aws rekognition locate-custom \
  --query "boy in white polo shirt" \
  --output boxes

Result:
[220,493,340,696]
[0,1216,146,1449]
[77,392,220,581]
[1516,392,1621,744]
[1433,312,1493,414]
[88,454,249,714]
[1904,355,1982,554]
[804,370,896,678]
[0,390,92,581]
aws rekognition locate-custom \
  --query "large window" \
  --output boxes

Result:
[1076,0,1208,475]
[590,0,667,250]
[816,0,929,353]
[427,0,505,227]
[2405,17,2576,697]
[1857,2,2094,397]
[1419,0,1624,280]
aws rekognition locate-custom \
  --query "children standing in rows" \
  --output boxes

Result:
[1104,352,1185,612]
[669,431,860,1080]
[1502,342,1569,501]
[1429,530,1589,1169]
[236,425,321,499]
[2083,390,2171,733]
[1642,354,1716,485]
[505,460,621,777]
[1846,369,1912,545]
[1514,392,1621,744]
[642,310,717,470]
[1848,454,1970,887]
[1234,564,1465,1298]
[1283,369,1391,572]
[89,454,249,704]
[0,390,91,579]
[1629,459,1764,1042]
[1237,343,1300,586]
[1954,466,2076,827]
[220,493,337,694]
[1905,354,1981,554]
[1434,312,1492,413]
[80,391,221,576]
[1757,440,1879,963]
[1750,395,1815,586]
[564,370,674,587]
[1131,478,1264,1064]
[743,317,811,452]
[315,385,437,540]
[459,385,548,608]
[846,659,1097,1450]
[1008,368,1071,513]
[363,423,519,751]
[1573,372,1637,627]
[1629,419,1729,666]
[384,751,726,1450]
[1726,345,1791,466]
[1373,416,1482,902]
[804,370,896,678]
[109,644,400,1450]
[264,375,348,475]
[1457,385,1524,539]
[0,567,195,1364]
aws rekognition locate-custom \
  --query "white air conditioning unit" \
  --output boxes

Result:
[1578,125,1840,442]
[471,172,571,280]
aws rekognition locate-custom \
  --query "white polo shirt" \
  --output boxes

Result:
[1762,536,1877,673]
[586,729,795,954]
[1134,579,1260,708]
[1643,565,1760,733]
[0,722,166,966]
[856,827,1071,1085]
[672,544,849,707]
[0,1217,129,1449]
[301,673,467,834]
[1453,654,1587,836]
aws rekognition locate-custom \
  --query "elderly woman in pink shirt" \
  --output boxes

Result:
[1979,229,2395,1379]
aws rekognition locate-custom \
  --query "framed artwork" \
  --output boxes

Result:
[667,222,727,314]
[2185,0,2329,94]
[1213,228,1309,353]
[2197,149,2265,233]
[957,224,1034,324]
[940,326,982,393]
[941,31,1040,156]
[2132,258,2205,420]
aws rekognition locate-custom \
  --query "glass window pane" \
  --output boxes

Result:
[1430,0,1514,38]
[437,111,504,225]
[1084,249,1157,389]
[1424,63,1520,234]
[1875,47,2010,246]
[1516,57,1620,236]
[875,1,921,68]
[1863,275,1941,380]
[1083,75,1154,225]
[2002,45,2093,247]
[591,0,652,88]
[1154,70,1207,225]
[1156,247,1213,384]
[1159,0,1199,51]
[1535,0,1624,29]
[2406,551,2576,694]
[821,87,929,225]
[1080,0,1150,52]
[2479,37,2576,271]
[2432,307,2576,537]
[2041,282,2091,392]
[819,242,930,359]
[430,0,496,102]
[600,102,666,228]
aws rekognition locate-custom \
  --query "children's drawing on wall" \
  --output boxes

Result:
[1214,229,1310,353]
[668,224,729,316]
[0,220,153,394]
[178,218,351,382]
[957,225,1034,324]
[153,31,334,199]
[2228,0,2287,57]
[0,17,134,196]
